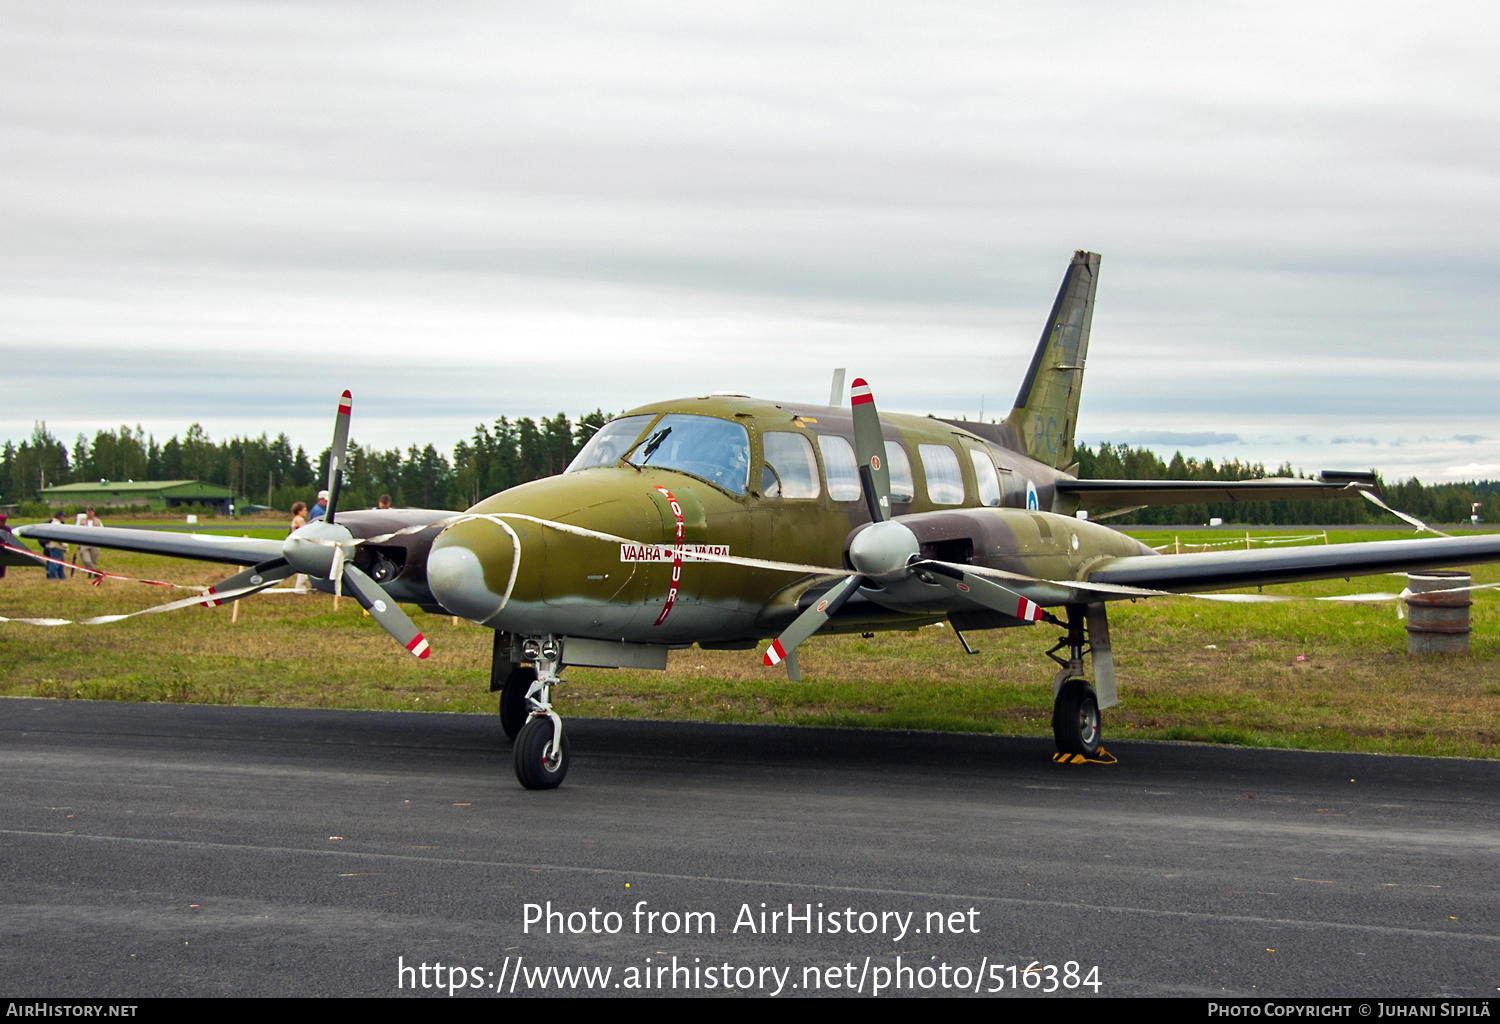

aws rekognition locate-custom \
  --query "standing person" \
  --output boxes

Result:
[0,513,10,580]
[288,502,309,593]
[77,506,103,578]
[309,490,329,521]
[44,514,68,580]
[377,494,392,510]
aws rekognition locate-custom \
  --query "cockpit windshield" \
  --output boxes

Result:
[567,415,655,472]
[632,414,750,493]
[566,413,751,495]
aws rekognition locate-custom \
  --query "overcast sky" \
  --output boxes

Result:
[2,1,1496,482]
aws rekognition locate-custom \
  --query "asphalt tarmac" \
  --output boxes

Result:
[2,698,1497,998]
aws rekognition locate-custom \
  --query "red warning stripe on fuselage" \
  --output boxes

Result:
[653,486,685,626]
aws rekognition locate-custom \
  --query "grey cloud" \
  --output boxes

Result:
[1,1,1498,484]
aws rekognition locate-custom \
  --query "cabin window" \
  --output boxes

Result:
[918,444,966,505]
[566,415,655,472]
[625,414,751,493]
[884,442,914,503]
[816,435,861,502]
[761,431,820,499]
[970,449,1002,506]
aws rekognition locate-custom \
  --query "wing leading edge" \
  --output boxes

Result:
[13,524,283,567]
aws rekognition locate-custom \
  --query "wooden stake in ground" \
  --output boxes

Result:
[231,599,240,624]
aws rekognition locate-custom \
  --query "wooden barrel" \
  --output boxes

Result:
[1406,571,1471,655]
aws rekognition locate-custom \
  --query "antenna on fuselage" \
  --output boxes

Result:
[829,368,846,406]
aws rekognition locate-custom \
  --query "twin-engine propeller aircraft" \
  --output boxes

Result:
[16,251,1500,789]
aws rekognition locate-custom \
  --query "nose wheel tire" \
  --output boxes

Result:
[514,715,569,790]
[1052,679,1102,757]
[498,665,534,741]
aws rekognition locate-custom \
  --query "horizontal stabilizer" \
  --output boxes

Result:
[1057,472,1381,509]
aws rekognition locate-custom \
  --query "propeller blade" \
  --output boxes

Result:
[762,574,863,678]
[849,377,891,522]
[338,562,431,658]
[921,561,1047,622]
[203,558,294,607]
[326,389,352,523]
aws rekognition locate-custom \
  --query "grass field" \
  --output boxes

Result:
[3,523,1497,758]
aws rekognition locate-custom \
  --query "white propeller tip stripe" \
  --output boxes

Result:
[763,640,786,666]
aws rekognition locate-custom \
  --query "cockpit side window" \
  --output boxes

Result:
[566,415,656,472]
[630,414,751,494]
[761,431,820,499]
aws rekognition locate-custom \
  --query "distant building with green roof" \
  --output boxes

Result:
[40,480,241,514]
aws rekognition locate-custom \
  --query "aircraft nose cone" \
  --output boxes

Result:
[427,541,510,624]
[849,520,920,578]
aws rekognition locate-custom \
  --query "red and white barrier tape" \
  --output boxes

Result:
[0,579,281,627]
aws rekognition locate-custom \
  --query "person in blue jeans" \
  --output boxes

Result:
[44,514,68,579]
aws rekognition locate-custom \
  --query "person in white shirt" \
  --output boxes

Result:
[77,506,103,576]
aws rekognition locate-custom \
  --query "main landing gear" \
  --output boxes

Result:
[1045,603,1116,758]
[491,632,570,789]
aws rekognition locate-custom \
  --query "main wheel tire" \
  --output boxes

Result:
[1052,678,1102,756]
[513,715,569,790]
[499,665,534,740]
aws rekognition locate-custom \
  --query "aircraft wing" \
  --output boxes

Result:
[13,524,284,567]
[1,534,48,568]
[1057,471,1379,508]
[1088,534,1500,592]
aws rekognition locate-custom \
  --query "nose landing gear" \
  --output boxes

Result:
[491,632,570,789]
[512,636,568,790]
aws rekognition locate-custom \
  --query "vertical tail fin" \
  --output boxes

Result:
[1004,250,1099,470]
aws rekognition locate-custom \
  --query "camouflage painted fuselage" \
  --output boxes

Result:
[426,395,1153,646]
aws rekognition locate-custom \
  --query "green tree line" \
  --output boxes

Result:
[2,411,611,514]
